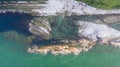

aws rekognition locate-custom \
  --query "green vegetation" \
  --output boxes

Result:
[77,0,120,9]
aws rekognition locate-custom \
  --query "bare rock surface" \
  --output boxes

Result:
[32,0,120,16]
[29,20,52,40]
[77,21,120,41]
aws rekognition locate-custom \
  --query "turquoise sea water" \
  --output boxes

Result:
[1,33,120,67]
[1,13,120,67]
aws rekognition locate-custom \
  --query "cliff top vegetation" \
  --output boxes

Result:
[77,0,120,9]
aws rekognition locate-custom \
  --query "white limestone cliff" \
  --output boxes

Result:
[32,0,120,16]
[77,21,120,42]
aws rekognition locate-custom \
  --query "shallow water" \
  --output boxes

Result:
[0,13,120,67]
[1,34,120,67]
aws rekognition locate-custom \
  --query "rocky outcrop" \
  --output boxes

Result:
[77,21,120,43]
[27,0,120,55]
[29,19,52,40]
[32,0,120,16]
[27,16,120,55]
[1,0,120,55]
[27,15,120,55]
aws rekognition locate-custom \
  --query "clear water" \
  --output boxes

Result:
[1,34,120,67]
[0,13,120,67]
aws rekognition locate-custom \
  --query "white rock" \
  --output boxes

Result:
[32,0,120,16]
[77,21,120,41]
[110,39,120,47]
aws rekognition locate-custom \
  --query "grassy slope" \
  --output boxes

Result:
[76,0,120,9]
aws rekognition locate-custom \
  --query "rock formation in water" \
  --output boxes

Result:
[27,15,120,55]
[26,0,120,55]
[1,0,120,55]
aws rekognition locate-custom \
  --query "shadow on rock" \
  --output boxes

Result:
[0,12,33,36]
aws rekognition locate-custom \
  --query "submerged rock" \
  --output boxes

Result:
[27,39,96,55]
